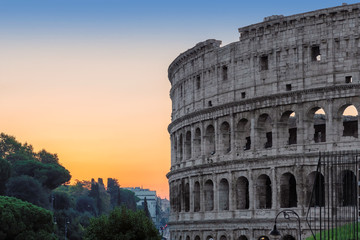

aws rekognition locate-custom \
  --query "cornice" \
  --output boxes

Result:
[168,83,360,133]
[166,151,320,179]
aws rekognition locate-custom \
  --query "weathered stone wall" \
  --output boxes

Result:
[167,3,360,240]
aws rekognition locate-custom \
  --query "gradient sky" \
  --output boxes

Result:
[0,0,358,198]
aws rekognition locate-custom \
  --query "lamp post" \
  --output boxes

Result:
[64,217,70,240]
[269,210,301,240]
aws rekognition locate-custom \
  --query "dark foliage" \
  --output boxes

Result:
[12,159,71,190]
[119,189,138,211]
[6,175,49,207]
[143,197,151,219]
[85,206,160,240]
[0,158,10,195]
[37,149,59,164]
[0,196,56,240]
[76,195,97,215]
[53,191,72,210]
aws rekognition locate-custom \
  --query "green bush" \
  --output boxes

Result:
[0,196,56,240]
[85,206,160,240]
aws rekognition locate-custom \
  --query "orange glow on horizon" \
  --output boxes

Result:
[0,41,173,199]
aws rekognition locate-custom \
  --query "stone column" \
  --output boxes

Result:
[296,106,305,148]
[230,114,235,156]
[326,99,334,146]
[191,125,194,160]
[272,115,279,151]
[228,171,234,211]
[248,169,254,210]
[250,114,256,152]
[213,173,219,212]
[214,119,219,156]
[200,176,205,213]
[271,167,277,209]
[200,121,205,159]
[189,177,194,213]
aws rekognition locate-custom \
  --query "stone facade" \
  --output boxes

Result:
[167,3,360,240]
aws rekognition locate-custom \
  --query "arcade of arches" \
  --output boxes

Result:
[171,105,358,164]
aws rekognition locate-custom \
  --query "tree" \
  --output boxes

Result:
[0,158,10,195]
[88,179,110,216]
[107,178,121,208]
[0,133,34,160]
[6,175,49,207]
[76,195,97,215]
[119,189,137,211]
[143,197,151,220]
[36,149,59,164]
[84,206,160,240]
[52,191,72,210]
[0,196,56,240]
[11,159,71,190]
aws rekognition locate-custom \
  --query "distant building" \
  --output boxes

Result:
[159,198,170,213]
[126,187,157,223]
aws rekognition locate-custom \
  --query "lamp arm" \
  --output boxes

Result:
[273,210,302,240]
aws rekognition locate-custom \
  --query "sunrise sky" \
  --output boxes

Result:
[0,0,358,198]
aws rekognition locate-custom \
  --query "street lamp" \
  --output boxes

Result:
[269,210,301,240]
[64,217,70,240]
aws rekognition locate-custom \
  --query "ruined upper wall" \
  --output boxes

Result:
[168,3,360,123]
[239,3,360,41]
[168,39,222,83]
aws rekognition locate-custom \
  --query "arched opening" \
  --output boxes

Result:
[341,170,357,206]
[185,131,192,160]
[236,118,251,151]
[219,178,229,210]
[194,181,200,212]
[258,236,269,240]
[204,180,214,211]
[205,125,215,156]
[220,121,231,154]
[239,236,248,240]
[206,236,214,240]
[236,176,249,209]
[194,236,200,240]
[280,173,297,208]
[256,174,272,209]
[179,134,183,161]
[258,114,272,148]
[313,108,326,143]
[174,136,178,163]
[178,183,182,212]
[194,128,201,158]
[307,172,325,207]
[186,236,190,240]
[342,105,358,138]
[170,182,176,212]
[184,183,190,212]
[282,235,296,240]
[279,111,297,145]
[220,236,227,240]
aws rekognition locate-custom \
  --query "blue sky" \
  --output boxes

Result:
[2,0,359,46]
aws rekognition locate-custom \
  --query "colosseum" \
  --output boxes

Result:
[167,3,360,240]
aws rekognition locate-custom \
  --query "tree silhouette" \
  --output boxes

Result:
[143,197,151,220]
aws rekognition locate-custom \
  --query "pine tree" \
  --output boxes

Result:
[143,197,151,220]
